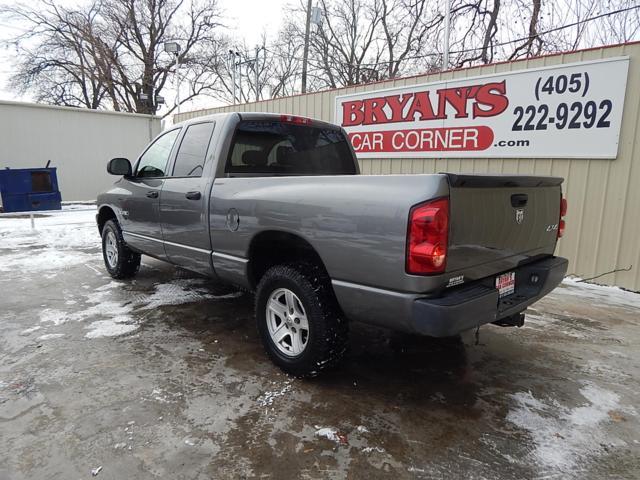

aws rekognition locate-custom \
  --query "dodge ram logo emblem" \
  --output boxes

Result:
[515,208,525,224]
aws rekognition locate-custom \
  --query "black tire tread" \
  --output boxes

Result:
[255,262,348,377]
[102,219,141,279]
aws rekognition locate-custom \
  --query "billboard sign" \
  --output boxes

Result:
[334,57,629,159]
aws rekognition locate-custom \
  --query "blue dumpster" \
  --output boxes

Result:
[0,167,62,213]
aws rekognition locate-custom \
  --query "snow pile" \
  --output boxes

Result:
[506,382,627,473]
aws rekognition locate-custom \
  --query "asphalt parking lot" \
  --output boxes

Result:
[1,206,639,480]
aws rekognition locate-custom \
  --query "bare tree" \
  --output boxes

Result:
[308,0,384,88]
[380,0,443,78]
[6,0,640,111]
[2,0,224,115]
[541,0,640,51]
[508,0,543,60]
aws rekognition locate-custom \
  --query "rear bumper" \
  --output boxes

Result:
[411,256,568,337]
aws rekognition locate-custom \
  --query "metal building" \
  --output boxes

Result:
[176,42,640,292]
[0,101,161,202]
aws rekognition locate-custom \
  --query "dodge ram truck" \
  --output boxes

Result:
[97,112,569,376]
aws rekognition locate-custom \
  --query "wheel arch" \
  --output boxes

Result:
[97,205,117,234]
[247,230,331,290]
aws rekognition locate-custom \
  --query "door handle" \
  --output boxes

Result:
[185,191,202,200]
[146,191,159,199]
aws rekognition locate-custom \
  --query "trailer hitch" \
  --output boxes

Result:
[492,312,525,328]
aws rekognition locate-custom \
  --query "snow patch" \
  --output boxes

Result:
[0,208,99,273]
[36,333,65,340]
[0,249,98,273]
[20,326,42,335]
[39,309,69,326]
[506,382,626,473]
[257,381,292,407]
[555,278,640,310]
[140,279,242,310]
[145,387,183,404]
[315,427,342,443]
[1,207,243,342]
[361,446,385,454]
[85,317,138,339]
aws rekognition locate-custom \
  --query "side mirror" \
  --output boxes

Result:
[107,157,132,177]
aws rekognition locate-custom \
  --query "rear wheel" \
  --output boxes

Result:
[255,263,348,377]
[101,219,141,279]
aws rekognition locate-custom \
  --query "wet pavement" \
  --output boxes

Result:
[1,207,639,479]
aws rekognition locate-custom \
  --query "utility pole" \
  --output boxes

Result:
[301,0,313,93]
[229,50,238,104]
[443,0,451,71]
[255,45,261,102]
[238,54,243,103]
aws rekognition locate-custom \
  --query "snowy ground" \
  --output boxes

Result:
[1,207,639,479]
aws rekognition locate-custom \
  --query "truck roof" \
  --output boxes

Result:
[174,111,340,130]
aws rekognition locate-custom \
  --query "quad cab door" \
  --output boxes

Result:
[159,121,216,275]
[120,128,181,259]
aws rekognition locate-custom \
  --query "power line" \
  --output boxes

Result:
[262,4,640,69]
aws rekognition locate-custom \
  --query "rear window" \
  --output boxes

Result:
[226,120,356,176]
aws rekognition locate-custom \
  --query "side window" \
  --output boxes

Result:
[136,128,181,178]
[171,122,214,177]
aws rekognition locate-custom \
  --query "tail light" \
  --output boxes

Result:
[406,198,449,275]
[558,196,567,238]
[280,114,311,125]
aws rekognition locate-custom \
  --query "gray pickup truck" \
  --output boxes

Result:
[97,112,568,376]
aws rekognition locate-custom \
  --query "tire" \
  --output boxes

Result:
[255,263,348,377]
[101,219,141,279]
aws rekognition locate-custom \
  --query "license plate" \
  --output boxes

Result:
[496,272,516,298]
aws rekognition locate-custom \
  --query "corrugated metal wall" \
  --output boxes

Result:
[0,101,161,201]
[176,43,640,291]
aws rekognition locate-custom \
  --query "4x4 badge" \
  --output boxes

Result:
[515,208,525,224]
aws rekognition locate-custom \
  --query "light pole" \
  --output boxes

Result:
[228,50,242,104]
[443,0,451,71]
[164,41,182,113]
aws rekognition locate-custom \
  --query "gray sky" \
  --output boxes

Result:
[0,0,289,105]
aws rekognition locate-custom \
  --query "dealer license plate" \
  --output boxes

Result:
[496,272,516,298]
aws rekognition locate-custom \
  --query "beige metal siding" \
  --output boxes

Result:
[176,43,640,291]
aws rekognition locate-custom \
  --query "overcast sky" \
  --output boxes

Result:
[0,0,289,106]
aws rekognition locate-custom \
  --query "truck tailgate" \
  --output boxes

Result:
[446,174,563,281]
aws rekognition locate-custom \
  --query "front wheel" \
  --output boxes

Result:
[101,219,141,279]
[255,263,348,377]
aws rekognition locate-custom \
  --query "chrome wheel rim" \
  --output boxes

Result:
[266,288,309,357]
[105,231,118,268]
